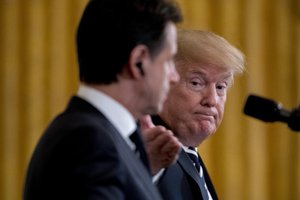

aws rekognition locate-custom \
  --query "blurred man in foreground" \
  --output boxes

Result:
[24,0,182,199]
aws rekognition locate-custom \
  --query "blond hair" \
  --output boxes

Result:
[176,29,245,75]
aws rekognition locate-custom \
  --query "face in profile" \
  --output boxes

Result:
[160,62,233,146]
[142,22,179,115]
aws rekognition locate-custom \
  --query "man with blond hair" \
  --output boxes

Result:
[151,29,245,200]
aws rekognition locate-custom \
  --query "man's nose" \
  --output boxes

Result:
[201,86,217,107]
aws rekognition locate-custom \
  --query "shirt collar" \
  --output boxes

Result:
[182,145,198,152]
[77,84,136,148]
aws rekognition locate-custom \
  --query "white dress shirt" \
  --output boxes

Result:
[77,84,136,150]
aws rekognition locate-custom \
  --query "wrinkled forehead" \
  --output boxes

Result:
[176,53,236,74]
[176,60,234,83]
[177,60,233,75]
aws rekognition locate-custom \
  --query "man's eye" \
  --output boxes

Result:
[216,84,228,95]
[191,81,200,86]
[186,78,205,91]
[189,78,204,87]
[216,85,226,90]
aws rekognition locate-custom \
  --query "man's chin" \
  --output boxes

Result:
[199,123,216,137]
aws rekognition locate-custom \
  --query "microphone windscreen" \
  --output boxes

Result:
[243,94,281,122]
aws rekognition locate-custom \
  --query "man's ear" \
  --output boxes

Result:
[128,45,150,78]
[135,62,144,76]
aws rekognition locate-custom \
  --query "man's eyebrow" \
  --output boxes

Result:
[222,74,233,80]
[188,70,205,76]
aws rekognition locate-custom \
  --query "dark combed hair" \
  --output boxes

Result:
[77,0,183,84]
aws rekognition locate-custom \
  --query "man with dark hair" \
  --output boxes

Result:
[24,0,182,199]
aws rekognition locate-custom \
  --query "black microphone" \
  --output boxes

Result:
[243,94,300,131]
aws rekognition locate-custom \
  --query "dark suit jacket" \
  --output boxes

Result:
[152,116,218,200]
[24,96,162,200]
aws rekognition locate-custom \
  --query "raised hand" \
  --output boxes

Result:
[139,115,182,175]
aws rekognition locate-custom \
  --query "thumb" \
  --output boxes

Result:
[139,115,155,130]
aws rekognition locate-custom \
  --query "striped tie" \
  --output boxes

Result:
[186,147,212,200]
[186,147,201,172]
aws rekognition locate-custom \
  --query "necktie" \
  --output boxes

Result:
[129,127,151,174]
[186,147,201,172]
[186,147,211,200]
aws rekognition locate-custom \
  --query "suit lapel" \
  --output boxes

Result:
[86,104,161,200]
[198,154,218,199]
[178,150,218,200]
[108,124,162,200]
[68,97,162,200]
[178,151,208,197]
